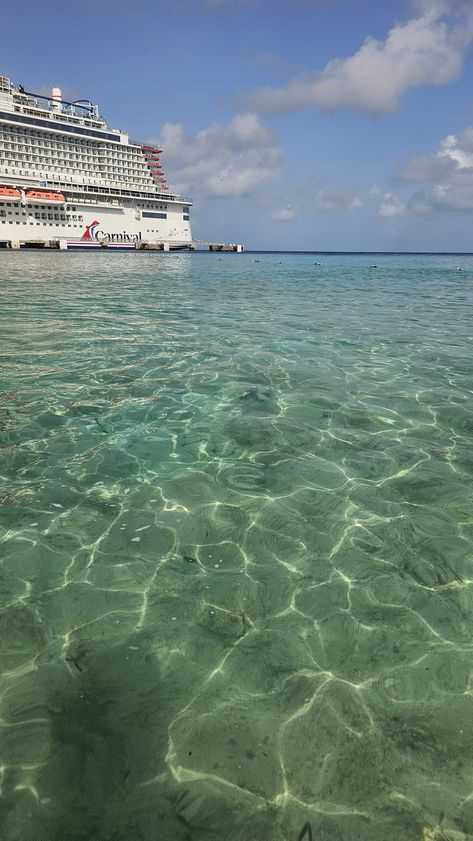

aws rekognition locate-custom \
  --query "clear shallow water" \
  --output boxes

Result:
[1,251,473,841]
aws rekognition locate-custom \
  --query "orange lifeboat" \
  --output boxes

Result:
[25,190,65,204]
[0,186,21,200]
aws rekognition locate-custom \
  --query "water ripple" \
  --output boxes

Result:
[1,251,473,841]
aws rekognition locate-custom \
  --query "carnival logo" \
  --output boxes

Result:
[80,220,141,243]
[81,220,100,241]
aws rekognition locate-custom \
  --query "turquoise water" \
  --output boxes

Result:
[1,251,473,841]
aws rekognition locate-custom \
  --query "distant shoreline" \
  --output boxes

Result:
[241,250,473,256]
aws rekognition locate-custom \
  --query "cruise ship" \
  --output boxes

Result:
[0,76,193,250]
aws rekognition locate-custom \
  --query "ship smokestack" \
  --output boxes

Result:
[51,86,62,112]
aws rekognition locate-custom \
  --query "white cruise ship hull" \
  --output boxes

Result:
[0,198,193,250]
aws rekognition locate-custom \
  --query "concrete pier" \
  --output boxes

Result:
[1,239,243,252]
[209,243,244,253]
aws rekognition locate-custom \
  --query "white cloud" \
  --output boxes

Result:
[377,192,408,218]
[367,185,382,199]
[152,113,282,198]
[397,127,473,210]
[439,130,473,168]
[270,205,298,220]
[314,188,363,212]
[250,1,473,115]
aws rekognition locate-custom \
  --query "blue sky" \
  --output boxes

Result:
[3,0,473,250]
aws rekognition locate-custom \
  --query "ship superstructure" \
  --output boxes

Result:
[0,76,192,249]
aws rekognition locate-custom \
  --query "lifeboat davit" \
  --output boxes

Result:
[0,186,21,201]
[25,190,65,204]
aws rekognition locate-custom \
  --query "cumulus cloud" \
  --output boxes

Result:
[250,1,473,115]
[377,192,408,218]
[270,205,298,220]
[397,127,473,210]
[314,188,363,212]
[152,113,282,198]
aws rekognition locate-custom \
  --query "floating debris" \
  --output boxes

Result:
[51,503,63,509]
[131,536,141,542]
[135,525,151,532]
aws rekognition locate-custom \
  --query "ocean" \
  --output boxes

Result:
[1,250,473,841]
